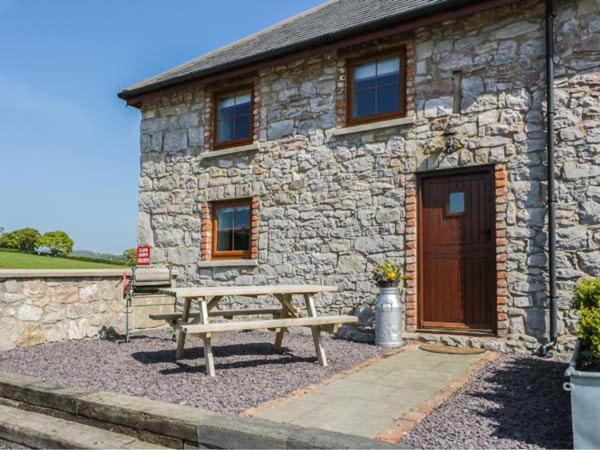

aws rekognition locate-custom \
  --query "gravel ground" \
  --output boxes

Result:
[401,353,572,449]
[0,331,385,414]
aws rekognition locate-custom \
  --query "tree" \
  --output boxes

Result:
[123,248,137,266]
[37,231,74,256]
[0,228,41,252]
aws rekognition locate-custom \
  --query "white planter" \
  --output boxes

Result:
[564,342,600,449]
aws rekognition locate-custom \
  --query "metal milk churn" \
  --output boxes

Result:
[375,287,404,347]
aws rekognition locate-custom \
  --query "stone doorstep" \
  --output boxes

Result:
[375,351,501,443]
[0,371,398,450]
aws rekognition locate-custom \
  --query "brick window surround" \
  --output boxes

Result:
[404,164,508,336]
[203,78,260,152]
[200,197,259,261]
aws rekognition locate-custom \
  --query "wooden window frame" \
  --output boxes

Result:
[345,47,407,126]
[213,85,254,150]
[211,198,253,259]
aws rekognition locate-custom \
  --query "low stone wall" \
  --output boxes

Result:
[0,270,172,350]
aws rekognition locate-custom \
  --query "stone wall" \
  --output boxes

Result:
[136,0,600,351]
[0,270,169,350]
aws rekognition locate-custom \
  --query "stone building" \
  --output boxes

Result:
[118,0,600,352]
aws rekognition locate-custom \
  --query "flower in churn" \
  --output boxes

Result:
[372,260,407,288]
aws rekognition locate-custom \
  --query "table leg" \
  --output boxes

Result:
[304,293,327,367]
[273,302,288,352]
[198,299,216,377]
[176,297,192,360]
[273,293,297,352]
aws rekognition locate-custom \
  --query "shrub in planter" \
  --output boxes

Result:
[573,276,600,369]
[566,276,600,449]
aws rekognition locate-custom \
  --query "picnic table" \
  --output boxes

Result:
[152,285,357,376]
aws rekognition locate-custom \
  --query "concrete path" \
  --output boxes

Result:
[252,346,487,439]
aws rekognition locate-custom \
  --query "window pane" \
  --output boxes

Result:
[218,118,234,142]
[354,88,376,118]
[218,97,235,121]
[217,230,233,251]
[354,61,376,81]
[377,57,400,76]
[233,229,250,250]
[217,92,252,143]
[449,192,465,214]
[236,101,251,116]
[234,114,252,140]
[234,206,250,228]
[377,83,400,114]
[236,93,251,104]
[217,207,234,229]
[377,70,399,88]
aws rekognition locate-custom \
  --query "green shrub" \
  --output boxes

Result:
[0,228,40,252]
[123,248,137,266]
[573,277,600,359]
[37,230,74,256]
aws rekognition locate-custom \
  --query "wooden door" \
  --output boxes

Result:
[418,168,495,331]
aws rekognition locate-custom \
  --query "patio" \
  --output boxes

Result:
[0,330,573,448]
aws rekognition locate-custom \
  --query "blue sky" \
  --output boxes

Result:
[0,0,322,254]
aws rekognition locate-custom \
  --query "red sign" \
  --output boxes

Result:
[136,245,151,266]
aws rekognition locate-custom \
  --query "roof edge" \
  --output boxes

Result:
[118,0,507,103]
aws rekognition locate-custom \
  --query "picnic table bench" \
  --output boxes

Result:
[153,285,357,376]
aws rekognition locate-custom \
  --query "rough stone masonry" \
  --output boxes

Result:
[135,0,600,352]
[0,273,123,350]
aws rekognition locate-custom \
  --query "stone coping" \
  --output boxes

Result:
[0,269,130,279]
[327,115,416,138]
[197,259,258,268]
[199,142,259,159]
[0,371,399,449]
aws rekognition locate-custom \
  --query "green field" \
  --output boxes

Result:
[0,251,125,269]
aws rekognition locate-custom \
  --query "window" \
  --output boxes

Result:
[212,199,252,258]
[448,191,465,215]
[214,88,253,149]
[347,48,406,125]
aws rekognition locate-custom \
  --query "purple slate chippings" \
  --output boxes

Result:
[0,337,573,448]
[0,331,386,414]
[401,353,572,450]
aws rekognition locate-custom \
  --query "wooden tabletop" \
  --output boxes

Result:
[159,284,338,298]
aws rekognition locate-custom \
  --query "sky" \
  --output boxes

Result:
[0,0,322,254]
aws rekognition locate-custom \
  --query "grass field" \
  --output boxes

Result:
[0,251,125,269]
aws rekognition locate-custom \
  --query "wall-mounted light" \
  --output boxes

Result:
[443,127,456,153]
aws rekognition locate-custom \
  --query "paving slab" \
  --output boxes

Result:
[252,346,487,439]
